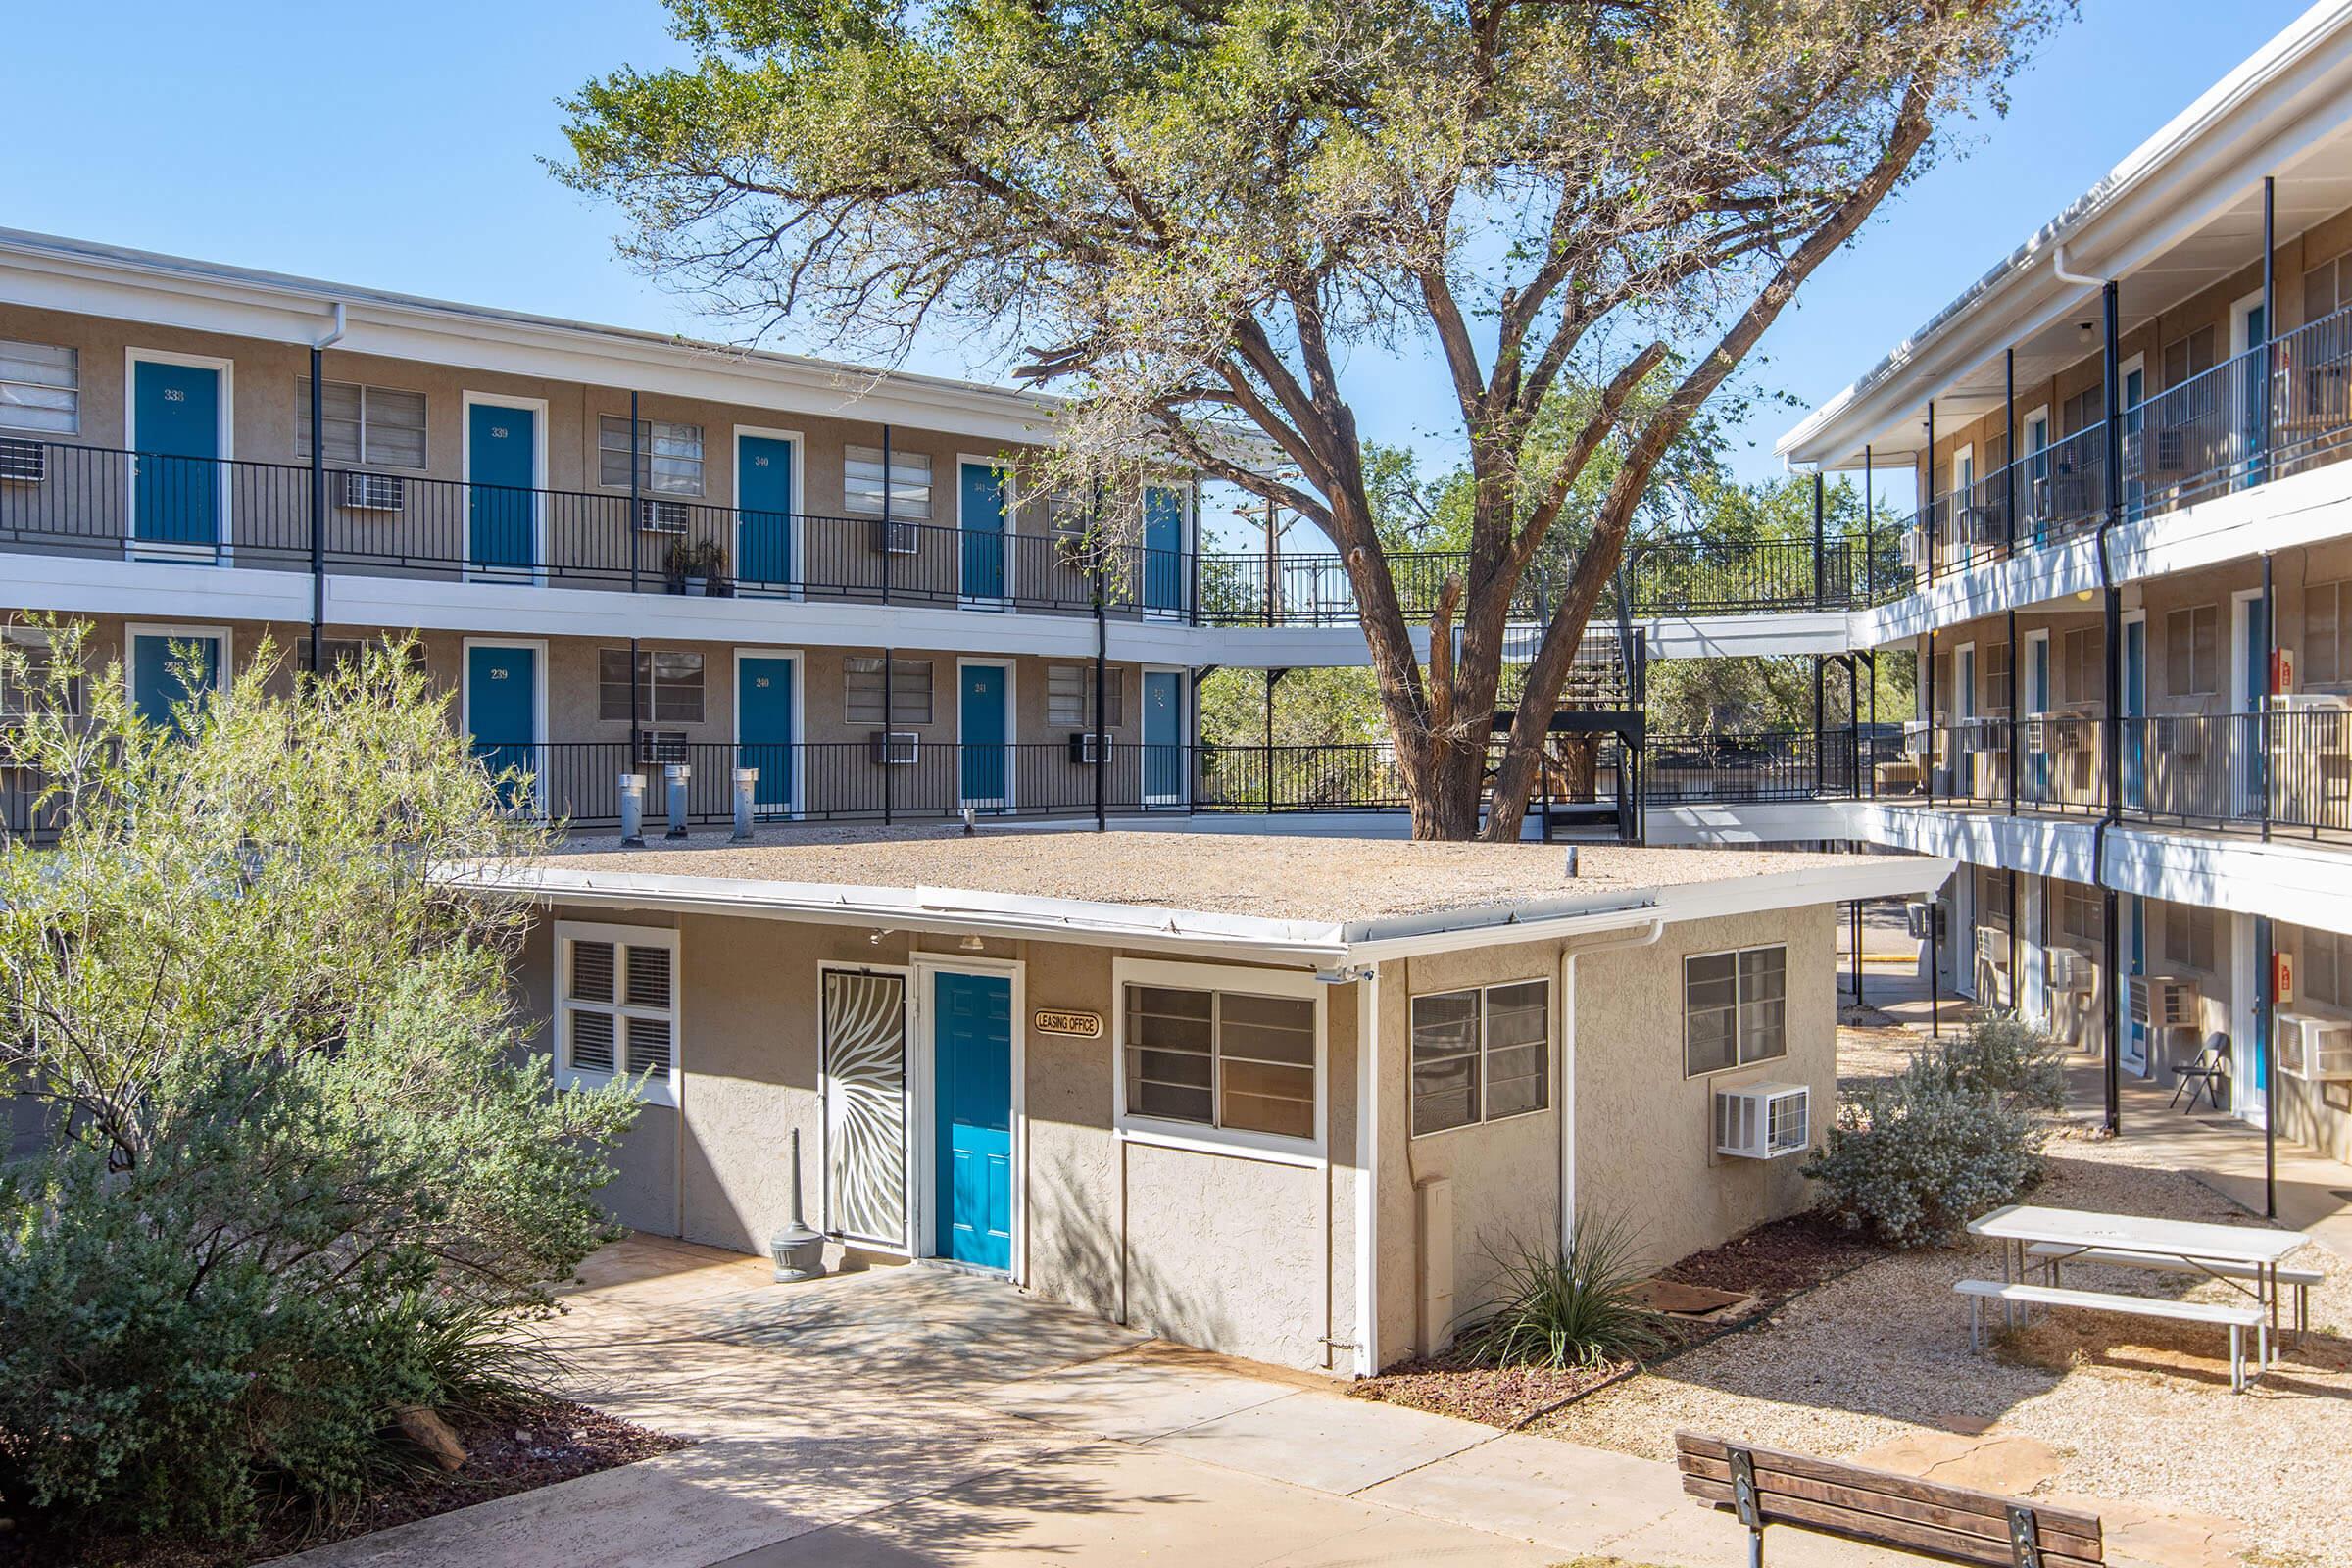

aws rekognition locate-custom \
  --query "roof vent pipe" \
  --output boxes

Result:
[2052,244,2100,288]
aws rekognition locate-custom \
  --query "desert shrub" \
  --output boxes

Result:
[1452,1216,1670,1371]
[1802,1043,2049,1248]
[0,625,640,1542]
[1936,1014,2068,1113]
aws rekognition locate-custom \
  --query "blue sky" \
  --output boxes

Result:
[0,0,2317,541]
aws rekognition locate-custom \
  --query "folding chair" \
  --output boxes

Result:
[2169,1029,2229,1112]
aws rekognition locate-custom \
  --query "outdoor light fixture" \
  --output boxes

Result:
[2075,589,2095,602]
[868,927,887,947]
[959,934,986,953]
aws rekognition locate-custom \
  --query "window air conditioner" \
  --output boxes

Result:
[1976,925,2012,970]
[1905,901,1945,942]
[1714,1083,1811,1160]
[338,470,406,512]
[635,730,688,765]
[638,498,690,533]
[2276,1010,2352,1083]
[869,517,919,556]
[1066,731,1111,764]
[2128,973,2200,1030]
[1898,529,1928,570]
[867,730,919,766]
[0,436,46,484]
[2050,711,2094,752]
[1959,505,2007,546]
[2045,947,2094,994]
[2034,472,2094,521]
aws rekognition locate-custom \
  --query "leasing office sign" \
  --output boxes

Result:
[1033,1008,1103,1038]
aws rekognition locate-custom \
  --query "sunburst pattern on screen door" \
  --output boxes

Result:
[821,969,908,1247]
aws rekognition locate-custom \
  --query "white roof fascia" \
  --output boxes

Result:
[1778,1,2352,468]
[0,228,1062,448]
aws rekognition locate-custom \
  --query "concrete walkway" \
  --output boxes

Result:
[281,1237,1937,1568]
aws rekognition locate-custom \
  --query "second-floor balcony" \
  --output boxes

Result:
[0,435,1899,627]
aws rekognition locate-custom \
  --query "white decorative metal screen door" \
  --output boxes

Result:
[821,969,910,1249]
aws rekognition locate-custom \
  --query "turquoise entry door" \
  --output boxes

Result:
[933,971,1013,1270]
[466,644,538,804]
[1143,669,1182,804]
[959,662,1008,808]
[737,435,796,589]
[1142,485,1183,612]
[959,462,1006,600]
[2122,618,2146,809]
[129,631,222,733]
[737,655,797,814]
[467,402,538,572]
[131,359,221,551]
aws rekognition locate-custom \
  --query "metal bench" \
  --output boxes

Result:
[2026,1241,2322,1338]
[1676,1430,2103,1566]
[1954,1278,2266,1392]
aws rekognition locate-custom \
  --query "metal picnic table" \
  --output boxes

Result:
[1967,1203,2310,1368]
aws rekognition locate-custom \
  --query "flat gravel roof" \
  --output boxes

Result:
[543,827,1870,924]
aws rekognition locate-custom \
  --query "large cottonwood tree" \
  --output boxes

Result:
[561,0,2063,838]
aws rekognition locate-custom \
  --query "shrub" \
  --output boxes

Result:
[1802,1041,2050,1248]
[1937,1014,2069,1113]
[0,626,641,1543]
[1451,1216,1670,1371]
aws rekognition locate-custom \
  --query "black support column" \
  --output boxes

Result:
[2100,277,2125,1136]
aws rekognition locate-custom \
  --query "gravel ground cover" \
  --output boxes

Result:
[1533,1124,2352,1567]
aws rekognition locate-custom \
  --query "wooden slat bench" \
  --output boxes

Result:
[1953,1278,2266,1392]
[2025,1241,2323,1336]
[1676,1431,2104,1566]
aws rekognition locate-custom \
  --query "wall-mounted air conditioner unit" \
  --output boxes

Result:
[2122,426,2190,479]
[2034,472,2093,521]
[638,498,690,533]
[2128,973,2200,1030]
[1898,530,1928,570]
[2045,946,2094,994]
[2049,711,2094,752]
[1976,925,2012,970]
[1715,1082,1810,1160]
[870,517,919,556]
[1066,731,1114,764]
[1905,901,1945,942]
[867,730,919,766]
[339,471,405,512]
[1901,719,1932,757]
[2276,1010,2352,1083]
[0,436,47,484]
[1959,506,2007,547]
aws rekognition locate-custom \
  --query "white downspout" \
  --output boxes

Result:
[1559,919,1667,1251]
[2052,244,2101,288]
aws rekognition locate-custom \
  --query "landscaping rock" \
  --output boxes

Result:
[393,1404,469,1471]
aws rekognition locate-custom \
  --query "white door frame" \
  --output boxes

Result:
[124,621,232,718]
[732,424,806,596]
[956,454,1014,609]
[955,655,1016,811]
[908,953,1028,1280]
[731,646,805,817]
[459,635,550,814]
[459,390,551,586]
[124,346,235,564]
[2230,909,2266,1128]
[815,959,917,1255]
[2230,587,2266,814]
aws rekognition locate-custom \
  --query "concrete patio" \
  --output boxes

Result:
[276,1236,1939,1568]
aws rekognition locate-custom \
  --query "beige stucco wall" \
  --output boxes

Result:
[1365,904,1839,1371]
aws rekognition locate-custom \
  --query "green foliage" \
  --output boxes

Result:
[1452,1217,1670,1372]
[0,621,640,1541]
[1801,1022,2065,1248]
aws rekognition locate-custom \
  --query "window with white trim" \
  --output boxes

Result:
[598,648,706,723]
[1683,945,1786,1077]
[298,379,427,468]
[0,340,78,435]
[2306,580,2349,687]
[843,445,931,519]
[599,416,705,495]
[556,922,679,1103]
[1123,979,1315,1142]
[1411,979,1549,1135]
[2298,925,2352,1006]
[845,656,933,725]
[2056,880,2099,944]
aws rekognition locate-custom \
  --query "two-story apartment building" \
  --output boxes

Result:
[1754,3,2352,1166]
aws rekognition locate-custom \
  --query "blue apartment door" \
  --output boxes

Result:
[959,462,1006,600]
[2239,301,2269,482]
[737,655,796,814]
[1143,669,1182,803]
[2124,896,2148,1076]
[466,645,537,801]
[2123,618,2146,809]
[129,630,222,733]
[737,435,795,588]
[960,662,1008,807]
[467,402,537,571]
[131,359,221,550]
[1142,485,1183,612]
[2241,597,2269,814]
[933,971,1013,1270]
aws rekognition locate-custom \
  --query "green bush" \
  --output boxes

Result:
[0,626,641,1543]
[1451,1216,1670,1371]
[1802,1026,2057,1247]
